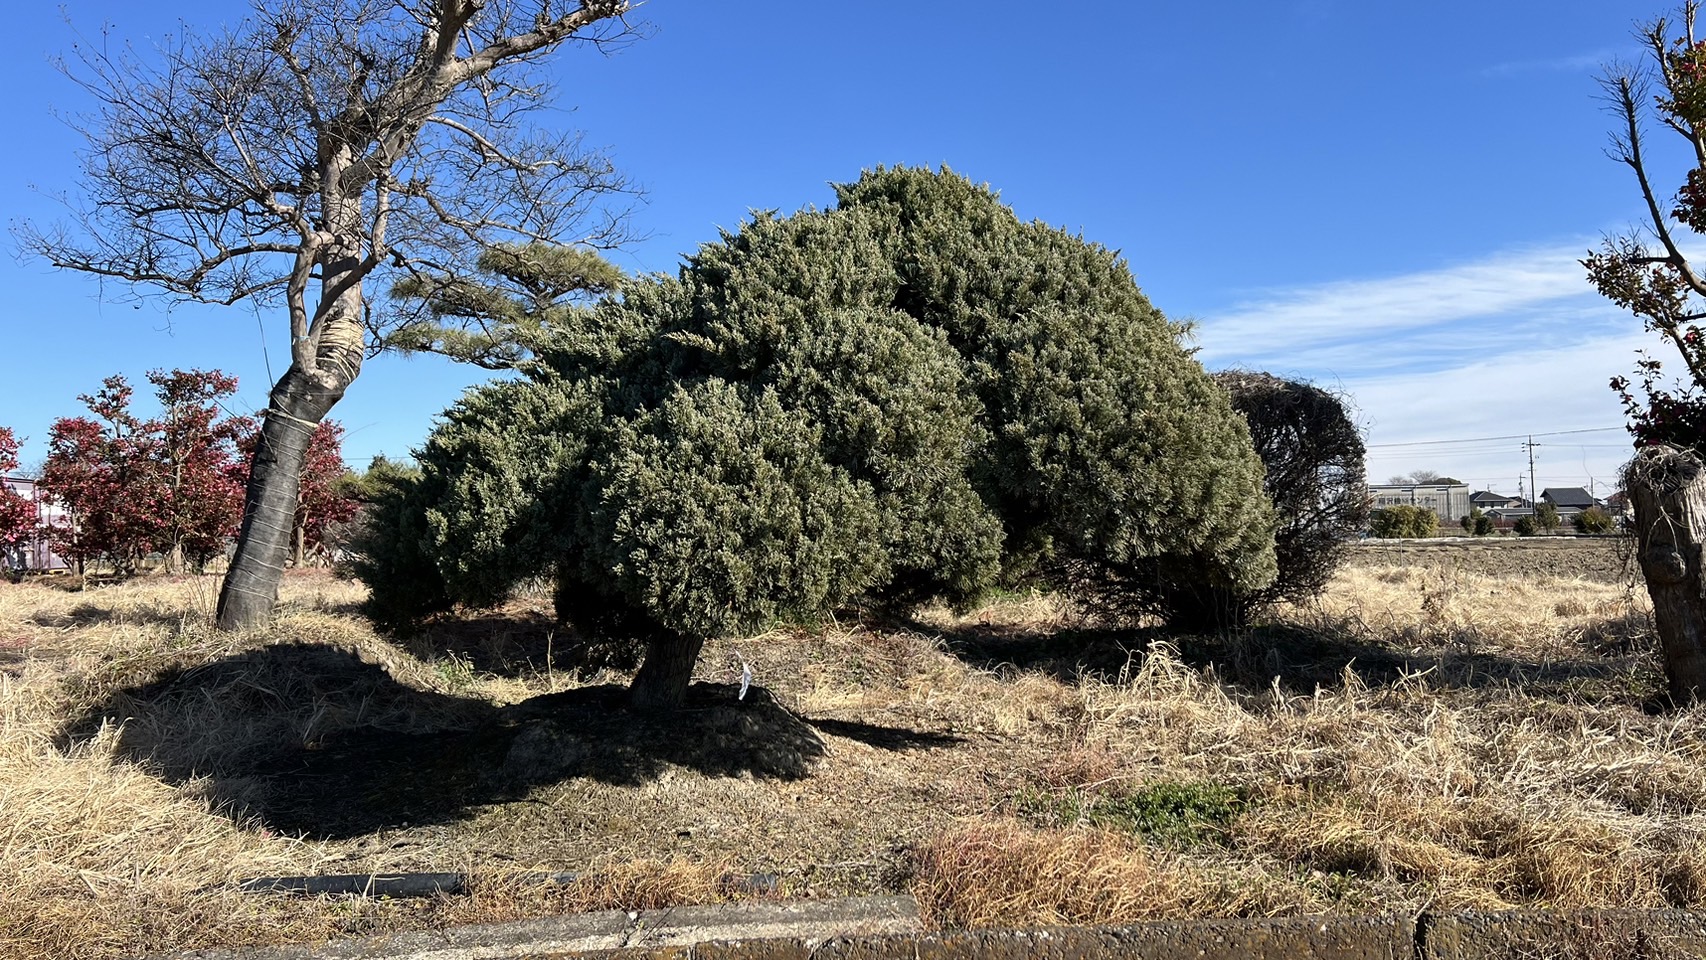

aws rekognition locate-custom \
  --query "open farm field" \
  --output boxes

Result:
[1347,535,1636,584]
[0,555,1697,959]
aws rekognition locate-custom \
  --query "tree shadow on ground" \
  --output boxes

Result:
[390,609,643,681]
[1204,622,1663,704]
[916,609,1666,707]
[803,717,965,751]
[0,641,27,678]
[289,596,367,618]
[27,601,204,629]
[55,642,954,840]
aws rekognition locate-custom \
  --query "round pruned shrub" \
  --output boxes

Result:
[344,457,449,630]
[356,166,1276,708]
[1464,508,1494,536]
[1369,504,1439,539]
[1573,505,1615,534]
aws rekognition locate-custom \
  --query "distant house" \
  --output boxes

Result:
[1540,487,1599,517]
[1469,490,1523,511]
[1603,490,1632,520]
[1367,482,1472,524]
[0,476,68,572]
[1487,506,1533,525]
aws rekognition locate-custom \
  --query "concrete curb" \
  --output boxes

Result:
[590,915,1415,960]
[149,896,922,960]
[148,899,1706,960]
[1422,909,1706,958]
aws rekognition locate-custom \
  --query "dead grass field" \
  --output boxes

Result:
[1,554,1700,958]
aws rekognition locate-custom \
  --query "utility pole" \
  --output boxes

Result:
[1523,436,1539,508]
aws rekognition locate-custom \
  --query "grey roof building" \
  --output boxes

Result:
[1470,490,1522,509]
[1540,487,1598,512]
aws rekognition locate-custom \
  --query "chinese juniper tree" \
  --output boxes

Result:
[15,0,639,628]
[1368,505,1438,539]
[355,167,1277,711]
[1584,2,1706,700]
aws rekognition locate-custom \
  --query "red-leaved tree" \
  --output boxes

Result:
[40,377,153,575]
[149,369,250,573]
[295,422,360,566]
[39,370,249,575]
[0,427,38,572]
[1584,3,1706,701]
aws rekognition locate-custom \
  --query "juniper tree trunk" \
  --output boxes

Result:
[628,632,706,712]
[1627,444,1706,702]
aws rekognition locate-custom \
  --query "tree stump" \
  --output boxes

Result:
[1626,444,1706,702]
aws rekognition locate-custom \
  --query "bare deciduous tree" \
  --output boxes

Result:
[1585,2,1706,701]
[1214,371,1368,622]
[15,0,640,629]
[1386,470,1456,486]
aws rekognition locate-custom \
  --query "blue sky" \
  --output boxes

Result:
[0,1,1675,499]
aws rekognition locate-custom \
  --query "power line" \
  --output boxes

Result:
[1365,426,1625,449]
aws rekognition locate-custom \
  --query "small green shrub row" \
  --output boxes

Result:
[1369,504,1438,539]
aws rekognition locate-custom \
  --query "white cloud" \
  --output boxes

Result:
[1192,243,1658,492]
[1346,332,1640,492]
[1480,48,1629,77]
[1193,243,1602,370]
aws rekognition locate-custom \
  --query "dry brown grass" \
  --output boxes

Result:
[454,857,746,923]
[911,819,1290,928]
[3,557,1702,957]
[913,820,1198,928]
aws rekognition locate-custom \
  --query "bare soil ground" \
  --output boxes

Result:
[2,551,1699,959]
[1347,535,1635,583]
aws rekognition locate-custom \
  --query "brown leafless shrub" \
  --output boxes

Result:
[1154,371,1368,630]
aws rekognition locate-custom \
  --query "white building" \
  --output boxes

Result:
[1366,482,1472,524]
[1,477,69,571]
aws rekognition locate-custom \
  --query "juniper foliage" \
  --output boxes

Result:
[356,167,1277,708]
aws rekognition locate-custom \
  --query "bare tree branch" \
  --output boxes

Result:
[16,0,641,378]
[11,0,645,629]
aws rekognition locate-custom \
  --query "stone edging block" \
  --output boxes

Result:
[147,900,1706,960]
